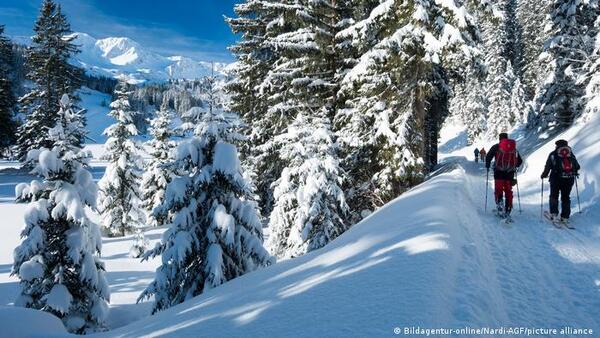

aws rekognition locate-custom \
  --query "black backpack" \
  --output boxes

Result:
[552,146,577,178]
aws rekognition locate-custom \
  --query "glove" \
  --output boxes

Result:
[540,173,548,179]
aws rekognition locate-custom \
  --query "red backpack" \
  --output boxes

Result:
[495,139,518,172]
[556,146,574,177]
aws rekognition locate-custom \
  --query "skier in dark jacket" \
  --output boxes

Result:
[474,148,480,162]
[485,133,523,216]
[541,139,580,222]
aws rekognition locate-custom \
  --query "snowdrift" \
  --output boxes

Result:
[0,306,67,338]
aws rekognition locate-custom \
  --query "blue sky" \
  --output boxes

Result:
[0,0,241,61]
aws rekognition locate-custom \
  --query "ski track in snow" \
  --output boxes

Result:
[456,160,600,329]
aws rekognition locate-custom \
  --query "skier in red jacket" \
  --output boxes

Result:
[485,133,523,216]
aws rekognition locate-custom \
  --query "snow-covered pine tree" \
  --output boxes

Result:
[98,81,145,237]
[12,94,109,334]
[517,0,552,99]
[336,0,491,214]
[583,21,600,120]
[247,0,344,216]
[533,0,599,128]
[510,76,529,124]
[462,73,489,144]
[267,111,348,259]
[15,0,83,160]
[481,0,526,138]
[225,0,275,155]
[139,108,272,313]
[0,25,17,156]
[503,0,524,79]
[485,60,517,138]
[130,228,149,259]
[141,99,175,228]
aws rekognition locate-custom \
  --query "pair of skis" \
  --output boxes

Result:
[494,208,513,224]
[543,211,575,229]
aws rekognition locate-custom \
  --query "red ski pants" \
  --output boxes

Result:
[494,179,513,211]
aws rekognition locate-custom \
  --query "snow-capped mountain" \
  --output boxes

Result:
[68,32,229,84]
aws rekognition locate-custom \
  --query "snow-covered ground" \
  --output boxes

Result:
[80,87,113,146]
[1,114,599,336]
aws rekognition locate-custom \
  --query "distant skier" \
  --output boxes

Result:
[474,148,480,163]
[479,148,487,162]
[541,139,580,224]
[485,133,523,217]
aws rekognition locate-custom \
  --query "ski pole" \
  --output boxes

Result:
[515,172,522,213]
[575,177,581,214]
[540,179,544,219]
[485,169,489,212]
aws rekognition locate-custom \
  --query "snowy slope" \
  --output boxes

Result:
[83,116,598,336]
[80,87,112,145]
[69,33,228,84]
[1,116,599,336]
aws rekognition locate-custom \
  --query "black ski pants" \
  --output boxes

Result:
[549,177,575,219]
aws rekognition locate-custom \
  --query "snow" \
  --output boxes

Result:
[0,100,599,337]
[212,142,241,177]
[45,284,73,314]
[18,259,43,281]
[80,87,113,145]
[67,32,229,84]
[13,115,565,335]
[0,306,67,338]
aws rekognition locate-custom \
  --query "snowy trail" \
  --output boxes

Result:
[455,159,600,329]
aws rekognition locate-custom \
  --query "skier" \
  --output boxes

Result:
[474,148,480,163]
[480,148,487,161]
[485,133,523,218]
[541,139,580,224]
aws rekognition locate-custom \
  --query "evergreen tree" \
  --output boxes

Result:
[485,60,518,138]
[226,1,278,215]
[98,81,145,237]
[139,109,272,313]
[130,229,149,259]
[0,25,17,156]
[12,94,109,334]
[503,0,524,78]
[533,0,599,128]
[335,0,490,214]
[517,0,552,98]
[583,21,600,119]
[141,100,176,228]
[234,1,345,217]
[267,112,348,258]
[15,0,83,160]
[510,76,529,124]
[462,74,489,144]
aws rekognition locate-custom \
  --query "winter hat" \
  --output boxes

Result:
[499,132,508,140]
[555,139,568,147]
